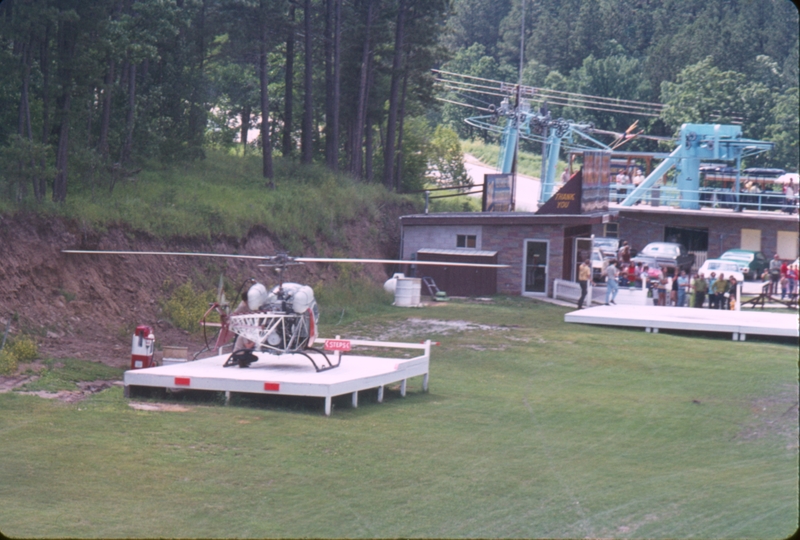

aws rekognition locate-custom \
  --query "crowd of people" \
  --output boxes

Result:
[576,241,799,310]
[764,254,799,299]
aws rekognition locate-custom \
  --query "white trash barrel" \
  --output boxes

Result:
[394,278,421,307]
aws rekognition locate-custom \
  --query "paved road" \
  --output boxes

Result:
[463,154,541,211]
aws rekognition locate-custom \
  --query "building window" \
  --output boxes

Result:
[741,229,761,252]
[777,230,798,260]
[603,223,618,238]
[664,226,708,251]
[457,234,476,248]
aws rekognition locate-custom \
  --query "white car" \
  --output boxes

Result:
[697,259,745,283]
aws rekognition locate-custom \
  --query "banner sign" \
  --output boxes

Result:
[581,151,611,213]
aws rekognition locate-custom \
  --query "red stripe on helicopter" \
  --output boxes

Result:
[324,339,351,352]
[264,382,280,392]
[174,377,191,386]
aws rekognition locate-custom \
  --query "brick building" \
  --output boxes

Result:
[399,208,798,298]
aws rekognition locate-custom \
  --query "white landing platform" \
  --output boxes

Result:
[124,339,432,415]
[564,305,799,341]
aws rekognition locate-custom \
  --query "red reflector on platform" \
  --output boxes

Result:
[264,382,280,392]
[174,377,191,386]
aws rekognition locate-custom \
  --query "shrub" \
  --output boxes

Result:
[161,280,217,333]
[0,349,18,375]
[9,335,38,362]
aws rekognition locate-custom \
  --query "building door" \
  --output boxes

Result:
[524,240,549,294]
[573,238,593,281]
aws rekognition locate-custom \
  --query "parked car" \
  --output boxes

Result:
[719,249,769,280]
[593,237,619,259]
[590,248,607,283]
[697,259,745,283]
[632,242,695,275]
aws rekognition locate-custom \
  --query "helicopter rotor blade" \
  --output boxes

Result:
[62,249,275,261]
[296,257,508,268]
[62,250,509,268]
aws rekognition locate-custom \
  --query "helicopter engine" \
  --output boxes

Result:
[272,283,318,345]
[275,283,315,314]
[231,282,320,353]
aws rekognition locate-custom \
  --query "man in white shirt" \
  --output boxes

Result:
[605,260,619,305]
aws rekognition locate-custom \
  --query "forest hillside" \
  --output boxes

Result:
[0,0,797,212]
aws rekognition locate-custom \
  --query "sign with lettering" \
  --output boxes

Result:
[482,173,514,212]
[536,170,582,214]
[324,339,351,352]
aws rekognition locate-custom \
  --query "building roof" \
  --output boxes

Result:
[401,212,616,226]
[417,248,498,257]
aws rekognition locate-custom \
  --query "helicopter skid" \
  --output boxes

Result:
[222,346,338,372]
[124,340,432,416]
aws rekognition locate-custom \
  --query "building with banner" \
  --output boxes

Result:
[399,151,798,298]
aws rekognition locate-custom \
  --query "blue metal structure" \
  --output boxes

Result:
[465,97,609,205]
[620,124,774,209]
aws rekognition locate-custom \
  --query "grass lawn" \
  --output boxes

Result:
[1,298,796,538]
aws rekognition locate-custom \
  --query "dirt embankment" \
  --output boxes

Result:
[0,206,412,368]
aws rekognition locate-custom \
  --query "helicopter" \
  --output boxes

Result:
[62,250,507,372]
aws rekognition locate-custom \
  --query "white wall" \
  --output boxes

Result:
[402,225,482,258]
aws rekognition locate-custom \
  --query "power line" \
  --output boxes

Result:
[433,70,666,117]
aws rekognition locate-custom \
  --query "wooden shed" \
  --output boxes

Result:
[415,248,498,297]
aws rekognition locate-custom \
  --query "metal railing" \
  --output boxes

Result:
[608,184,798,214]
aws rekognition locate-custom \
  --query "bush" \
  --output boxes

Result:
[9,335,38,362]
[0,349,18,375]
[161,280,218,333]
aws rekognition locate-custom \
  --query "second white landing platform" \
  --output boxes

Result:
[564,305,798,341]
[124,339,432,415]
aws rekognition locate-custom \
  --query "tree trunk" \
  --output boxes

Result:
[52,17,77,203]
[301,0,313,164]
[365,116,373,182]
[383,0,406,190]
[40,22,51,149]
[98,59,114,160]
[350,0,373,179]
[331,0,341,171]
[283,4,295,158]
[53,91,71,203]
[188,0,207,152]
[394,52,410,192]
[241,104,251,155]
[260,0,274,184]
[324,0,333,166]
[18,38,33,140]
[120,62,136,167]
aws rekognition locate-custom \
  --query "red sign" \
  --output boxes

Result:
[174,377,191,386]
[264,382,280,392]
[324,339,351,352]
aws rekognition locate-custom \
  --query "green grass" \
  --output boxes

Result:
[8,150,419,250]
[17,358,124,393]
[0,299,797,538]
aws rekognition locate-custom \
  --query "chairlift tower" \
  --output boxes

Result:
[620,124,774,209]
[465,90,609,205]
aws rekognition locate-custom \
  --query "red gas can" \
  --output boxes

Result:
[130,325,155,369]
